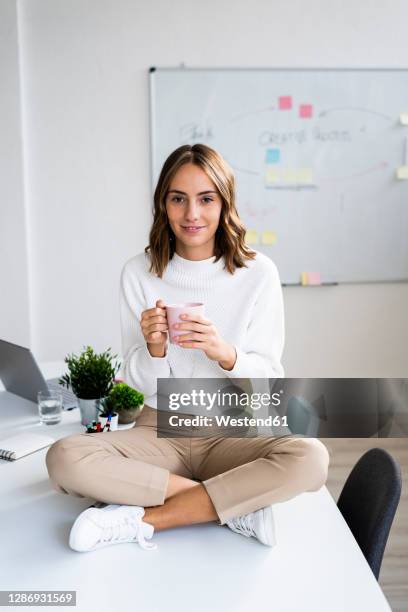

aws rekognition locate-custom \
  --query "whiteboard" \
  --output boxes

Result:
[149,67,408,284]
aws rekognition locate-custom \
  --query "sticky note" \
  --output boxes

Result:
[266,148,280,164]
[246,230,259,245]
[265,168,280,184]
[400,113,408,125]
[261,231,277,245]
[301,272,322,286]
[299,104,313,118]
[301,273,308,286]
[281,168,297,183]
[279,96,292,110]
[396,166,408,180]
[307,272,321,285]
[297,168,313,183]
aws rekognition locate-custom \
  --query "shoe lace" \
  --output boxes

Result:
[227,514,255,538]
[91,511,156,550]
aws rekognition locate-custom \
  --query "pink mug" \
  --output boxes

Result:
[166,302,205,344]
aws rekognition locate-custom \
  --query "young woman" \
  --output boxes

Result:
[46,144,329,552]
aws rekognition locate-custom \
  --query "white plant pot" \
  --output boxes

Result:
[98,412,119,431]
[78,398,106,426]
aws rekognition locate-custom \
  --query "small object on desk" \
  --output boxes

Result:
[84,423,111,433]
[0,432,55,461]
[37,390,63,425]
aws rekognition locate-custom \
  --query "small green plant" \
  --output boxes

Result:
[99,383,144,417]
[59,346,120,400]
[98,395,117,417]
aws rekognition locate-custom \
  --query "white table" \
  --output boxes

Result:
[0,378,392,611]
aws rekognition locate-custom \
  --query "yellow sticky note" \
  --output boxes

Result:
[297,167,313,183]
[261,231,277,245]
[246,229,259,245]
[400,113,408,126]
[281,168,297,183]
[301,272,308,286]
[396,166,408,180]
[265,168,280,184]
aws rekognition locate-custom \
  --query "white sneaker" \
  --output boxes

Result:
[226,505,276,547]
[69,504,156,552]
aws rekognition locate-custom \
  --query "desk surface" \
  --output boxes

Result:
[0,387,392,612]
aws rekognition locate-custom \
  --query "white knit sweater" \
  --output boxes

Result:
[119,250,285,409]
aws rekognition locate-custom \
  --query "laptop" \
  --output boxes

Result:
[0,339,77,410]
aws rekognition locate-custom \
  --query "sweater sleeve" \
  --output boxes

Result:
[119,259,171,397]
[217,259,285,379]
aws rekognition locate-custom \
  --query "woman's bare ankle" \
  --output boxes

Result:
[165,473,200,500]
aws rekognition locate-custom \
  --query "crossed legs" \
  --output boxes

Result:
[145,477,217,531]
[46,426,329,531]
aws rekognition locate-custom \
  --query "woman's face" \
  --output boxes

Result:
[165,163,222,260]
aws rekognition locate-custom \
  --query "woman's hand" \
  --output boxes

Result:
[172,313,237,370]
[140,299,168,357]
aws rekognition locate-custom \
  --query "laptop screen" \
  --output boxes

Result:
[0,339,49,403]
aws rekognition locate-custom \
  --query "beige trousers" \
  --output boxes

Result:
[46,405,330,524]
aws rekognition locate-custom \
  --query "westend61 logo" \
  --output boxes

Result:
[168,389,284,411]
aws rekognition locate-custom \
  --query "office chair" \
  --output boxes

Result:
[337,448,402,580]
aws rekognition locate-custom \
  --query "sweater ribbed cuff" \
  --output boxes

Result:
[141,344,170,373]
[217,346,252,378]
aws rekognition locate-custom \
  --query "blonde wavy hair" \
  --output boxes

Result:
[145,144,256,277]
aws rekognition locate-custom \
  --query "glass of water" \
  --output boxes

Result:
[38,390,63,425]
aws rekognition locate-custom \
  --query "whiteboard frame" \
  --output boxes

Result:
[149,66,408,285]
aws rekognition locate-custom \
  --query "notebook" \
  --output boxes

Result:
[0,432,55,461]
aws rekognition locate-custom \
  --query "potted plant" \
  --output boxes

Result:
[103,383,144,425]
[97,395,120,431]
[59,346,120,425]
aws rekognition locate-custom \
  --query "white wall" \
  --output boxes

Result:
[7,0,408,375]
[0,0,30,346]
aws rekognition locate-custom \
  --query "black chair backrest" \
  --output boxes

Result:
[337,448,401,580]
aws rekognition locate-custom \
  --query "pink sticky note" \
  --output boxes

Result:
[299,104,313,118]
[279,96,292,110]
[307,272,321,285]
